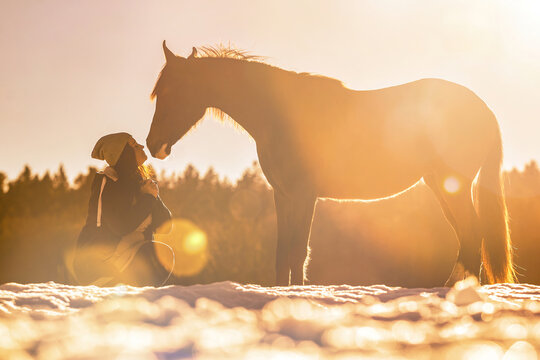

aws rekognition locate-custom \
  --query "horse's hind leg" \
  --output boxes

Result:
[424,174,458,231]
[424,174,482,286]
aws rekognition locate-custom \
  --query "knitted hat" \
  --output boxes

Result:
[91,132,133,166]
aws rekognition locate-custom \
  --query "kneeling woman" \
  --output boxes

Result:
[74,132,173,286]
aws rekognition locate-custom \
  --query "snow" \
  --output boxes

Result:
[1,278,539,359]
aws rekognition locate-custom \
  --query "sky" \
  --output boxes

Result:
[1,0,539,182]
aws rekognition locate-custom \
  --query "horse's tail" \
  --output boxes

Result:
[477,135,516,284]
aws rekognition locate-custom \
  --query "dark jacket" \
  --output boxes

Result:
[77,171,172,248]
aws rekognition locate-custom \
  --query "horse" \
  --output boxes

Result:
[146,41,516,286]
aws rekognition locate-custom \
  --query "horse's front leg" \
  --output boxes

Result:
[274,192,291,286]
[274,192,317,286]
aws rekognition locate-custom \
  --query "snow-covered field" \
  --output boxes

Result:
[1,278,539,359]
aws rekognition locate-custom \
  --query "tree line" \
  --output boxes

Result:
[1,161,539,286]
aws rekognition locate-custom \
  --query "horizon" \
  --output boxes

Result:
[3,154,540,186]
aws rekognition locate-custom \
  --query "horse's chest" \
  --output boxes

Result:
[256,142,315,194]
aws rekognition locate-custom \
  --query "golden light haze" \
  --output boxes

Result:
[0,0,539,181]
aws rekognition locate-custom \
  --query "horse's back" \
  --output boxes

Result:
[403,78,500,175]
[275,78,500,199]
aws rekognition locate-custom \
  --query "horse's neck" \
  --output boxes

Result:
[201,59,279,141]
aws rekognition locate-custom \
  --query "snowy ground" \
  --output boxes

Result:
[1,278,539,359]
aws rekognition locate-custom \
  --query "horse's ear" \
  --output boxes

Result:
[188,47,198,59]
[162,40,176,63]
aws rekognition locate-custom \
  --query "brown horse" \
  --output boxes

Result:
[147,42,516,286]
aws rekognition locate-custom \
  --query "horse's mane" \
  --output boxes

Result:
[151,44,345,128]
[152,44,343,97]
[195,45,343,87]
[194,45,264,61]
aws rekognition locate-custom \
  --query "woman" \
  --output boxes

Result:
[74,132,173,286]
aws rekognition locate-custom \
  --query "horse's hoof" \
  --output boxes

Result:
[445,264,480,287]
[445,262,466,287]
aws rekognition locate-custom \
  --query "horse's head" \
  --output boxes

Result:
[147,41,207,159]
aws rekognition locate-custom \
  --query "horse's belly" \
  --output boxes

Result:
[315,160,425,200]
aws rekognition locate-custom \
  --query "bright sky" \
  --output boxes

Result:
[1,0,539,182]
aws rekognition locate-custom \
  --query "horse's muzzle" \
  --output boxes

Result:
[154,143,170,160]
[147,138,171,159]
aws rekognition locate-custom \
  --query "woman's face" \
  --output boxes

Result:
[128,138,148,166]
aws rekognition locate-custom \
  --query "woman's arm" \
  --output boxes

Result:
[141,179,172,234]
[151,195,172,234]
[101,181,155,237]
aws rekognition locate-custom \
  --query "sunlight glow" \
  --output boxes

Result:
[155,219,208,277]
[444,176,461,194]
[184,231,207,255]
[460,342,503,360]
[503,341,537,360]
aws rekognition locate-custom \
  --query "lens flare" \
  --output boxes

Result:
[184,231,207,255]
[444,176,461,194]
[154,219,208,277]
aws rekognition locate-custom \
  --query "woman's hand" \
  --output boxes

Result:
[141,179,158,198]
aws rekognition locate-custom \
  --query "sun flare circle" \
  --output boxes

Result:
[154,219,208,277]
[443,176,461,194]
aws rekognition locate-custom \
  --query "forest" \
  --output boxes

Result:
[1,161,539,287]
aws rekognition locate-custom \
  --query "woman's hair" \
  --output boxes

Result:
[114,145,154,189]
